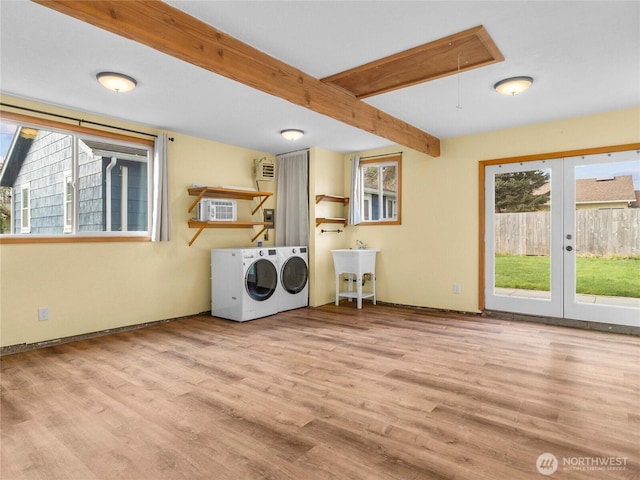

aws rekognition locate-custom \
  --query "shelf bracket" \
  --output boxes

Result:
[251,195,270,215]
[187,190,206,213]
[251,226,268,243]
[188,223,207,247]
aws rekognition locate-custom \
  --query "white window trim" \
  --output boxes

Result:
[63,170,73,233]
[120,165,128,232]
[386,197,396,219]
[363,196,371,221]
[20,183,30,233]
[10,187,15,234]
[358,157,400,224]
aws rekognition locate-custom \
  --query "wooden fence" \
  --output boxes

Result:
[494,209,640,256]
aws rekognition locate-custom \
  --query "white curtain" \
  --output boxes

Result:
[348,155,361,225]
[275,150,309,246]
[151,133,171,241]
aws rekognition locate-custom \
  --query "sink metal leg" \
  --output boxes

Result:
[372,274,376,305]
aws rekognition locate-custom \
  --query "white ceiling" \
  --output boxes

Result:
[1,1,638,155]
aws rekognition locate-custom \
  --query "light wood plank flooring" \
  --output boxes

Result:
[2,304,639,480]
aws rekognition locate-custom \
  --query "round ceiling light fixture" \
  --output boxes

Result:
[280,129,304,141]
[494,76,533,96]
[96,72,137,93]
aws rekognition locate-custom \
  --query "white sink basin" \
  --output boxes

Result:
[331,249,379,275]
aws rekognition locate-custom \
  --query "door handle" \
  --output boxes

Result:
[565,246,573,252]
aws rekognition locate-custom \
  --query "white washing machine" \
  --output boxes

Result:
[277,246,309,311]
[211,247,280,321]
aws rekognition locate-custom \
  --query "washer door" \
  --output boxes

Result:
[281,257,308,294]
[245,259,278,301]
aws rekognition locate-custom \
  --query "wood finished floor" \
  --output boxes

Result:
[1,304,639,480]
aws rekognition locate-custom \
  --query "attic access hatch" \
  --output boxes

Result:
[322,25,504,99]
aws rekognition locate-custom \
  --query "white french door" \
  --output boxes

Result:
[485,150,640,327]
[485,160,563,318]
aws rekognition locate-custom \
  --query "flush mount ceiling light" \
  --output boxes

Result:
[96,72,137,93]
[280,129,304,141]
[494,76,533,96]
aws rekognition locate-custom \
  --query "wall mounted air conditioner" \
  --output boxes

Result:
[254,157,275,181]
[197,199,237,221]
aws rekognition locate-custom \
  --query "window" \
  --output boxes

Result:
[63,171,73,233]
[0,118,152,238]
[359,155,401,224]
[20,183,30,233]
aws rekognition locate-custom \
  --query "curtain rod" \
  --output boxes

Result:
[0,102,174,141]
[359,151,403,160]
[276,147,310,157]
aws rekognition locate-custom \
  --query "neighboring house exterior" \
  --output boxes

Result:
[0,126,148,235]
[575,175,637,209]
[362,164,398,221]
[534,175,638,210]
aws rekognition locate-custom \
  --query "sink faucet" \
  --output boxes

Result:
[356,240,366,249]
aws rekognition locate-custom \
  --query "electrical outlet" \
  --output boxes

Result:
[453,284,461,295]
[38,307,49,321]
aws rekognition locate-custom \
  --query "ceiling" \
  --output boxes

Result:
[1,1,638,156]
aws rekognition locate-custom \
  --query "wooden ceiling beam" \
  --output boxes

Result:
[32,0,440,157]
[322,26,504,99]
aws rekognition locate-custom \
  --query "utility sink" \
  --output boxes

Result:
[331,249,379,275]
[331,249,380,309]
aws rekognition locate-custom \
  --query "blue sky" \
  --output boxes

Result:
[0,123,17,165]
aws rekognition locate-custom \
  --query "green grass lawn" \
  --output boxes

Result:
[495,255,640,298]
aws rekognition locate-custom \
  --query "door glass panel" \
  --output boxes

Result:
[493,168,552,299]
[572,157,640,309]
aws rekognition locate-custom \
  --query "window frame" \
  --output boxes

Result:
[358,155,402,225]
[0,111,154,244]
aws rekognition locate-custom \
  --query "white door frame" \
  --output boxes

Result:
[562,152,640,327]
[481,144,640,327]
[484,160,563,318]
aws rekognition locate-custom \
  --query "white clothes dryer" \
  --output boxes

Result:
[277,246,309,311]
[211,247,280,321]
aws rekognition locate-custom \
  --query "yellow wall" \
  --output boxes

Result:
[0,96,275,347]
[1,94,638,348]
[311,108,640,311]
[308,146,347,306]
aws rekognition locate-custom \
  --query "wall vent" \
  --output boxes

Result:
[255,157,275,181]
